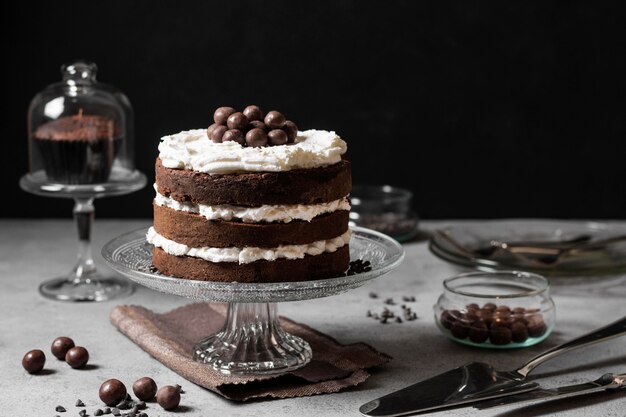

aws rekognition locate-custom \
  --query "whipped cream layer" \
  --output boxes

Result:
[154,187,350,223]
[158,129,347,174]
[147,227,351,264]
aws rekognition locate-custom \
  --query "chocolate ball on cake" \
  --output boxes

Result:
[226,112,248,130]
[222,129,245,145]
[264,110,286,129]
[209,125,228,143]
[248,120,267,131]
[268,129,288,146]
[245,128,269,147]
[283,120,298,143]
[213,106,236,124]
[243,105,263,121]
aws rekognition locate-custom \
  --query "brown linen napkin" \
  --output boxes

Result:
[109,302,391,401]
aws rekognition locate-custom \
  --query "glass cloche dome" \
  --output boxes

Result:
[27,60,135,185]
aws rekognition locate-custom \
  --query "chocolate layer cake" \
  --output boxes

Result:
[148,106,352,283]
[34,114,121,184]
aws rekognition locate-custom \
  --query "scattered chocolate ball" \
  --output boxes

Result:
[55,405,66,412]
[157,385,181,410]
[22,349,46,373]
[246,128,268,147]
[243,105,263,121]
[79,410,87,417]
[76,399,85,407]
[226,112,248,130]
[65,346,89,369]
[209,124,227,143]
[133,377,158,401]
[213,106,236,124]
[490,326,512,345]
[268,129,288,145]
[222,129,245,145]
[51,336,75,360]
[99,379,127,406]
[264,110,286,129]
[283,120,298,143]
[94,410,103,416]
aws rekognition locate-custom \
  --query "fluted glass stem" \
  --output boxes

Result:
[193,302,312,375]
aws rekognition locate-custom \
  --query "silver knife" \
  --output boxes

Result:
[473,372,626,409]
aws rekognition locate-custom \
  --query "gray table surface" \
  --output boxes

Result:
[1,219,625,417]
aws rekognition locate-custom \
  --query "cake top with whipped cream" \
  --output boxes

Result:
[158,105,347,174]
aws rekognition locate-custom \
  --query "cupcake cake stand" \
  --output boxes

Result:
[102,226,404,376]
[20,168,147,301]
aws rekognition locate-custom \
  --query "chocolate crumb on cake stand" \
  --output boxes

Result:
[102,226,404,376]
[20,60,147,302]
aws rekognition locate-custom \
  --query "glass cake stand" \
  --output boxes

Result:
[101,226,405,376]
[20,167,147,301]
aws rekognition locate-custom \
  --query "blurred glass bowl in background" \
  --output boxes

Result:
[349,184,419,243]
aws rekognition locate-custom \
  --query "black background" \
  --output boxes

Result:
[4,1,626,219]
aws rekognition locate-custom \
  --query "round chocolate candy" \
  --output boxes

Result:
[65,346,89,369]
[243,105,263,121]
[268,129,288,146]
[527,315,547,338]
[511,321,529,343]
[450,320,470,339]
[466,303,480,312]
[156,385,180,410]
[51,336,75,360]
[490,326,512,345]
[222,129,245,145]
[512,307,526,315]
[440,310,457,329]
[209,125,227,143]
[213,107,236,124]
[99,379,127,406]
[133,377,158,401]
[207,123,220,137]
[264,111,286,129]
[248,120,267,131]
[283,120,298,143]
[468,321,489,343]
[245,128,268,147]
[226,112,248,130]
[22,349,46,373]
[482,303,497,312]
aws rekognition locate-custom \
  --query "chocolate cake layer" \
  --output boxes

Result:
[153,203,349,248]
[152,245,350,283]
[155,157,352,206]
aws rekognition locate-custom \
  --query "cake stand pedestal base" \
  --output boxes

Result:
[39,273,133,302]
[193,302,312,375]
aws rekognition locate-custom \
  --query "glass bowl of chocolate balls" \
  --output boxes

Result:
[434,270,556,349]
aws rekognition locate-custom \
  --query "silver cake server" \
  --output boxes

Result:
[359,315,626,417]
[473,372,626,409]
